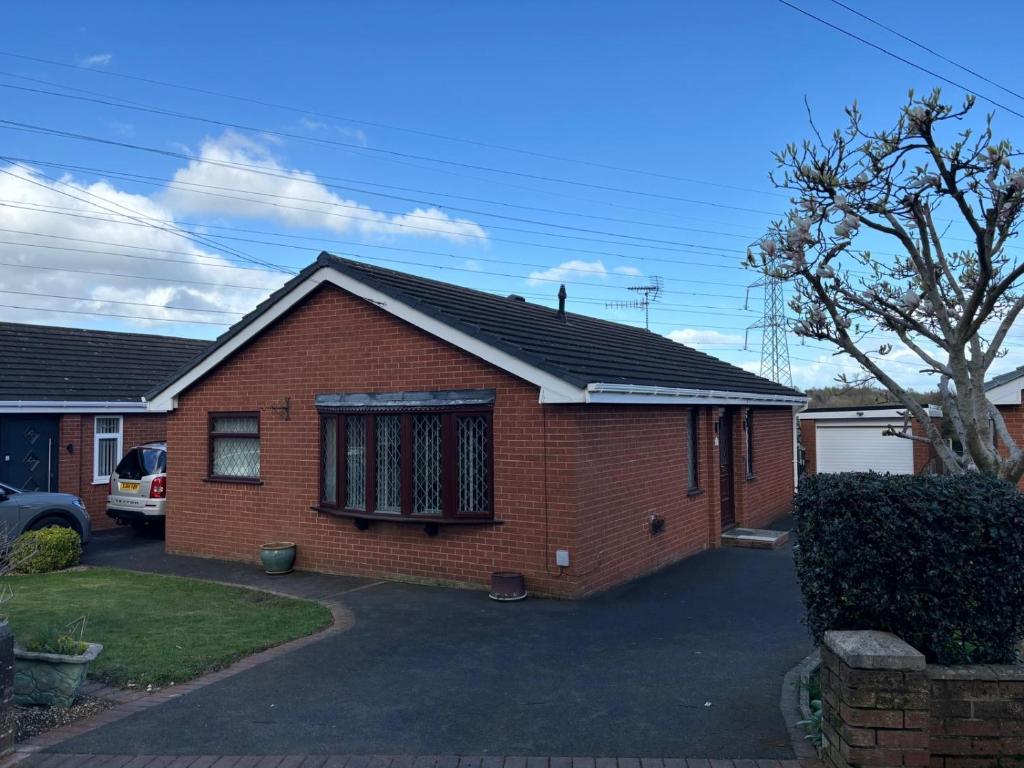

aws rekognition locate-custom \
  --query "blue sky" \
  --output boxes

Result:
[2,0,1023,390]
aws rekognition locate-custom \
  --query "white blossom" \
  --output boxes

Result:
[901,289,921,310]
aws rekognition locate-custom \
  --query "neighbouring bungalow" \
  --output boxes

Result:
[986,366,1024,489]
[0,322,208,529]
[146,253,807,597]
[799,404,943,476]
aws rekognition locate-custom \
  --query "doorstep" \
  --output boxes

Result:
[720,528,789,550]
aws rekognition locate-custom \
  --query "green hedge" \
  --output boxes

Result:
[793,472,1024,664]
[10,527,82,574]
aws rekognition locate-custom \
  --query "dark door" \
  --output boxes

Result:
[719,410,735,529]
[0,415,60,492]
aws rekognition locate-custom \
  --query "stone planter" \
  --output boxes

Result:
[260,542,296,575]
[14,642,102,707]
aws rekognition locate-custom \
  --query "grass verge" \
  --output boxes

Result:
[3,567,332,687]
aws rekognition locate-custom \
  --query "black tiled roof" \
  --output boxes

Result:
[153,253,803,400]
[0,322,210,402]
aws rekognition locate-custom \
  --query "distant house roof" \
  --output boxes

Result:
[148,253,806,409]
[986,365,1024,391]
[0,322,209,405]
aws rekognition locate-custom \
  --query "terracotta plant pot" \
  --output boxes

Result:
[489,571,527,601]
[14,642,103,708]
[260,542,297,575]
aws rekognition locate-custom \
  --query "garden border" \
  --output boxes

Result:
[4,577,364,765]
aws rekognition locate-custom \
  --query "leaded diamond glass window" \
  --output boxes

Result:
[321,417,337,505]
[345,415,366,510]
[457,415,490,514]
[210,413,260,479]
[317,406,493,521]
[375,415,401,514]
[412,414,442,516]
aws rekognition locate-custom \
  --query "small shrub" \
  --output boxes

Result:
[793,472,1024,665]
[10,527,81,574]
[22,632,88,656]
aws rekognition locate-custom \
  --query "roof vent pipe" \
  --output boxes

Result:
[557,284,567,320]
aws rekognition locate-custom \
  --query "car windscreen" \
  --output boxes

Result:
[115,448,167,479]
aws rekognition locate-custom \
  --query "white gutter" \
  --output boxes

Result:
[585,382,807,407]
[0,400,147,414]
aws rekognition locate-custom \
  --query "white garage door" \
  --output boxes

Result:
[815,424,914,474]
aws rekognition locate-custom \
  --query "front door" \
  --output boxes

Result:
[719,410,735,529]
[0,415,60,492]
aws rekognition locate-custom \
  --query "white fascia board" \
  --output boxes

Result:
[584,383,807,407]
[146,267,587,412]
[0,401,147,414]
[987,377,1024,406]
[800,406,942,421]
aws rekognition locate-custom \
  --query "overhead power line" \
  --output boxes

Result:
[776,0,1024,120]
[0,49,782,196]
[0,159,289,275]
[827,0,1024,104]
[0,80,786,209]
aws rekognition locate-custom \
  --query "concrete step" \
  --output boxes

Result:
[721,527,790,550]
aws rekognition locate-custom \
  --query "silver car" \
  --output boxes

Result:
[0,481,92,543]
[106,442,167,530]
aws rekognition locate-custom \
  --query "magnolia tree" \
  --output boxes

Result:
[751,90,1024,481]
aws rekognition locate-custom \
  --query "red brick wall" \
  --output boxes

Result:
[996,404,1024,490]
[801,417,816,478]
[735,407,797,529]
[58,412,168,529]
[164,284,796,596]
[570,405,714,595]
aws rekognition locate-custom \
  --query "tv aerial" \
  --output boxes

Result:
[606,276,663,330]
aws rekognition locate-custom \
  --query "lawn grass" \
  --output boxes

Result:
[3,567,332,687]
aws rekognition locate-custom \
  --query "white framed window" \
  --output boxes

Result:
[93,415,123,484]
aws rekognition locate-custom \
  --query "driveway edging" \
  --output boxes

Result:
[778,650,822,768]
[5,580,360,765]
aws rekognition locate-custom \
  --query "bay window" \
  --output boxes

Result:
[317,405,493,521]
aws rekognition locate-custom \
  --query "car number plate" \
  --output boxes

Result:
[119,481,140,492]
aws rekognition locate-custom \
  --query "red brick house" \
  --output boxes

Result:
[799,404,943,476]
[147,253,806,597]
[0,322,208,529]
[986,366,1024,488]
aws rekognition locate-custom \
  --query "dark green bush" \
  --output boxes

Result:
[10,526,82,574]
[793,472,1024,664]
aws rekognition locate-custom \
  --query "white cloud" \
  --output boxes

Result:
[0,163,284,332]
[78,53,112,68]
[161,132,485,244]
[527,259,608,285]
[614,265,643,277]
[667,328,744,348]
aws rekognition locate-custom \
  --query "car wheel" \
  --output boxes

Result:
[28,515,75,533]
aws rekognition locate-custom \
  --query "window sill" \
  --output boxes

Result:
[687,487,704,497]
[745,474,758,482]
[203,476,264,486]
[311,505,502,531]
[92,479,110,486]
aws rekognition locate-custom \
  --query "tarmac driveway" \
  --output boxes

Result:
[61,529,811,758]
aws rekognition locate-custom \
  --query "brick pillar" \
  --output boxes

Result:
[821,630,929,768]
[0,621,13,756]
